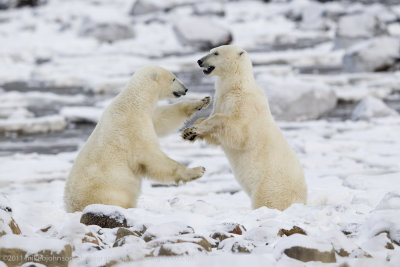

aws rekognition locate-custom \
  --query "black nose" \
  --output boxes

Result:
[185,88,188,92]
[197,59,203,66]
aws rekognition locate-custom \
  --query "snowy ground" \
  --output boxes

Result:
[1,0,400,266]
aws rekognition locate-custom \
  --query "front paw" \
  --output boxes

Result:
[182,127,198,142]
[195,96,211,111]
[186,166,206,181]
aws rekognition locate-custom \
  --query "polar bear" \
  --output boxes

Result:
[182,45,307,211]
[64,66,210,212]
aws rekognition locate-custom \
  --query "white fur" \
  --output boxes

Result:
[183,46,307,210]
[64,66,210,212]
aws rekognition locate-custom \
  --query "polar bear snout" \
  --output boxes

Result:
[173,87,188,98]
[198,55,215,75]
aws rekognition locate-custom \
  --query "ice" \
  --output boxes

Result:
[351,96,399,120]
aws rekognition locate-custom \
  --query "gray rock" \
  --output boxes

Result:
[342,37,400,73]
[174,17,232,50]
[351,96,399,121]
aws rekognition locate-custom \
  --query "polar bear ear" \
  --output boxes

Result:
[239,51,245,56]
[151,72,158,81]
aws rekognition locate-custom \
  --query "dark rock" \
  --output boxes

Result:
[210,231,234,242]
[223,223,247,235]
[115,227,140,241]
[80,211,128,229]
[284,246,336,263]
[278,226,307,237]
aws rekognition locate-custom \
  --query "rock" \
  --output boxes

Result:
[82,232,99,246]
[218,237,255,253]
[80,22,135,43]
[153,242,206,256]
[147,234,213,252]
[0,235,72,267]
[115,228,140,242]
[375,192,400,210]
[142,222,194,242]
[80,204,129,229]
[113,235,145,248]
[284,246,336,263]
[174,17,232,51]
[0,211,21,237]
[278,226,307,237]
[210,231,234,243]
[351,96,399,121]
[0,0,45,9]
[335,12,387,48]
[342,37,400,73]
[258,77,337,121]
[222,223,247,235]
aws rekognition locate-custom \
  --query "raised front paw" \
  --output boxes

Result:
[176,166,205,184]
[195,96,211,111]
[182,127,199,142]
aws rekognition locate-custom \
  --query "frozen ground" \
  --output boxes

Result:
[1,0,400,266]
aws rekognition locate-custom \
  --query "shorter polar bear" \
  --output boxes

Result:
[183,45,307,211]
[64,66,210,212]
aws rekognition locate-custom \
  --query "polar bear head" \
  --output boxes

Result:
[134,65,188,100]
[197,45,252,77]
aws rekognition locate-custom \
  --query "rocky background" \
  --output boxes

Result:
[0,0,400,266]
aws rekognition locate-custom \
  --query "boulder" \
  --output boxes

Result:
[258,76,337,121]
[351,96,399,121]
[147,235,213,252]
[0,235,72,267]
[0,210,21,237]
[80,204,129,229]
[130,0,199,15]
[342,37,400,73]
[80,22,135,43]
[174,17,232,51]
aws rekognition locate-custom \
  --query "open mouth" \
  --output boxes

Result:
[202,66,215,75]
[173,91,186,98]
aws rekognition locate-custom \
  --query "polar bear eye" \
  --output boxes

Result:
[214,52,219,56]
[172,78,176,82]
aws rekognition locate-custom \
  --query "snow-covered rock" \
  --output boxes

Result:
[0,115,66,134]
[258,76,337,121]
[80,204,130,229]
[173,17,232,50]
[0,235,72,267]
[193,2,225,17]
[80,22,135,43]
[342,37,400,72]
[351,96,399,121]
[142,222,194,242]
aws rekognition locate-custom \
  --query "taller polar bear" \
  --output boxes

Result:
[182,45,307,210]
[65,66,210,212]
